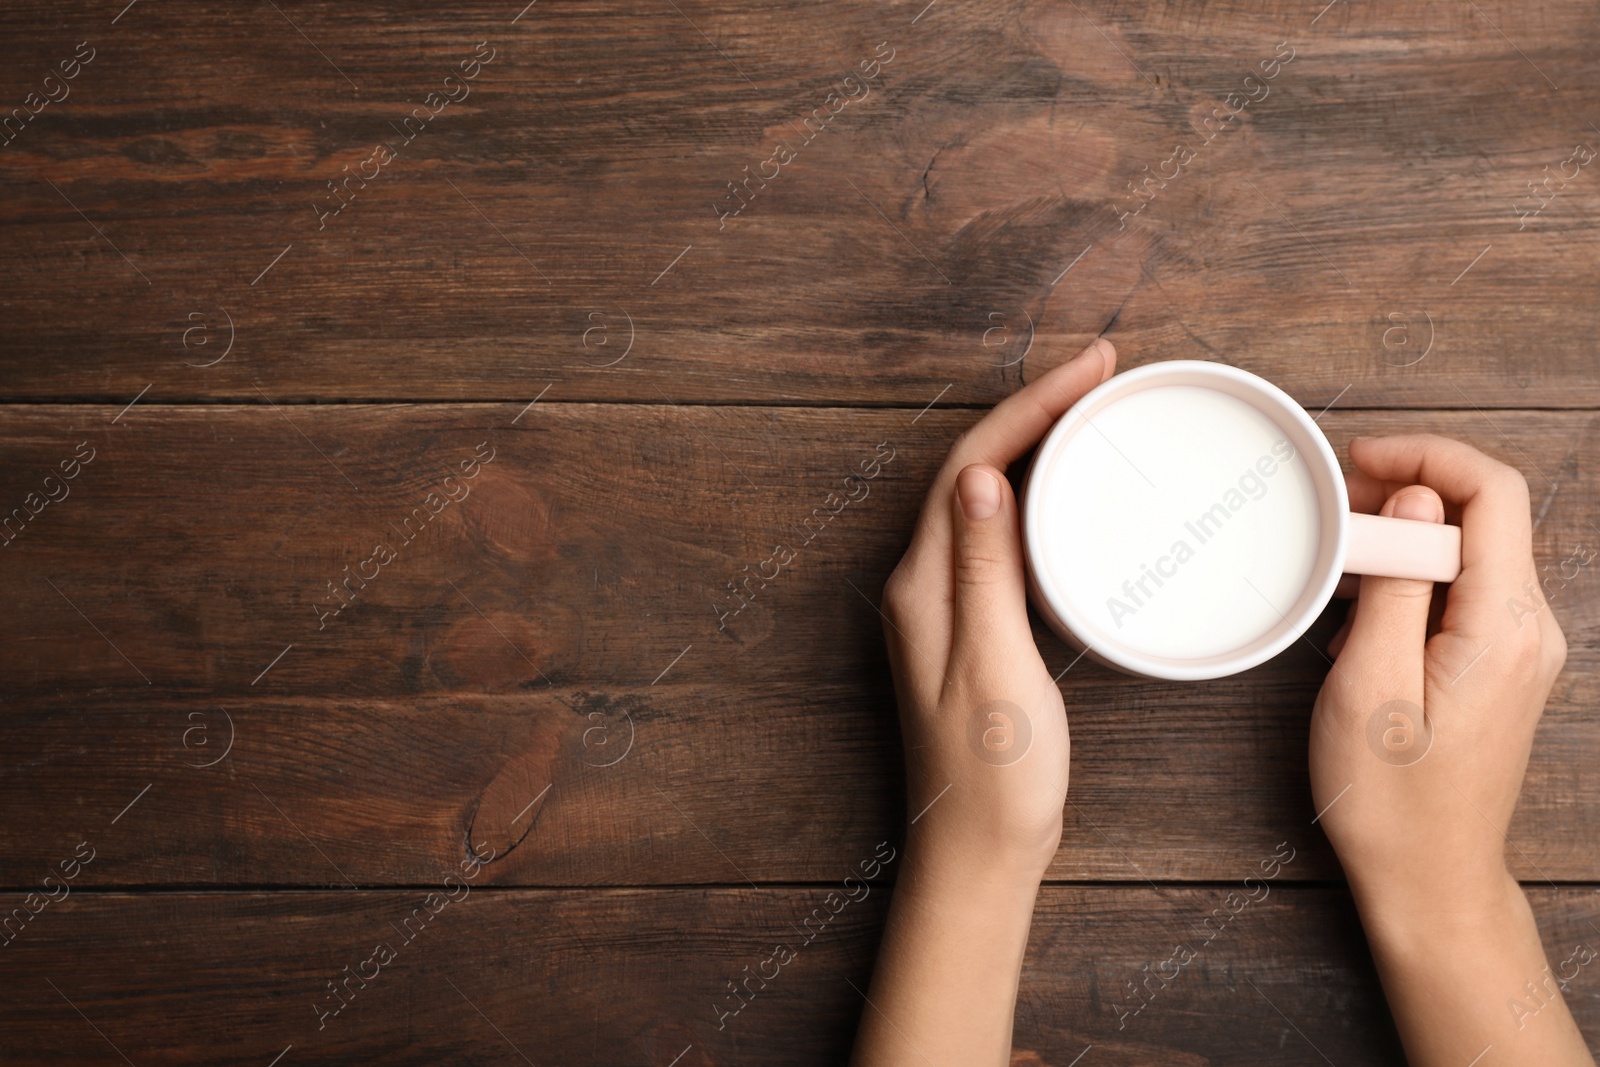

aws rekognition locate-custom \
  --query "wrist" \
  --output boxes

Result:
[902,828,1050,899]
[852,823,1050,1067]
[905,822,1055,892]
[903,788,1062,887]
[1350,862,1524,958]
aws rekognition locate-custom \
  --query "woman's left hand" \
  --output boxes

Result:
[880,337,1116,876]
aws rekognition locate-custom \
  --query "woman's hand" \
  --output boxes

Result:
[1310,434,1589,1065]
[1313,434,1565,912]
[880,336,1115,876]
[852,338,1115,1067]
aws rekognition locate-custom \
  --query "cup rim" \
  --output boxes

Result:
[1022,359,1349,681]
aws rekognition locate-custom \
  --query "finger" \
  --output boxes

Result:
[1348,466,1464,525]
[1348,435,1533,646]
[948,337,1116,472]
[1328,607,1355,658]
[948,464,1036,679]
[1344,468,1389,515]
[1350,435,1536,659]
[903,337,1115,580]
[1332,574,1361,599]
[1332,485,1444,703]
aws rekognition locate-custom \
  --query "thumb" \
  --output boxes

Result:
[1334,485,1446,703]
[948,464,1034,675]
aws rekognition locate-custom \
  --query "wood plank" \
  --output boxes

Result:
[1,676,1595,886]
[0,3,1596,404]
[2,886,1597,1064]
[1,405,1596,882]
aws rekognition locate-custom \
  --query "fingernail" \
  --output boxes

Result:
[1093,337,1115,376]
[1390,491,1442,523]
[957,467,1001,520]
[1073,337,1114,374]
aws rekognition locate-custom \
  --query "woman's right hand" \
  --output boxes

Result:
[1308,433,1588,1065]
[1310,433,1565,913]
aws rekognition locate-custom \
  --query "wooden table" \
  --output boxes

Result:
[2,1,1597,1063]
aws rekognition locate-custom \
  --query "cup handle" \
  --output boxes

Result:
[1345,511,1462,583]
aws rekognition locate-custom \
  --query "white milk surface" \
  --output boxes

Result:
[1036,385,1321,660]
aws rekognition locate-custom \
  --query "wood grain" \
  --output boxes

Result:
[3,0,1600,1059]
[0,2,1595,405]
[1,405,1595,883]
[2,886,1598,1065]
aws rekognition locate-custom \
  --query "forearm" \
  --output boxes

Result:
[1353,867,1593,1066]
[851,838,1045,1067]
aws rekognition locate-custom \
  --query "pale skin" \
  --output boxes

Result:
[851,338,1591,1066]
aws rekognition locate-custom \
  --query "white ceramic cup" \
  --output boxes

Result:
[1022,360,1461,681]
